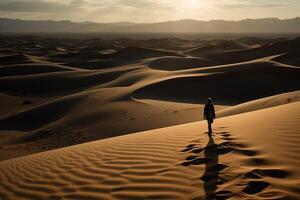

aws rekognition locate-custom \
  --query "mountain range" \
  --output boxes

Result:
[0,17,300,33]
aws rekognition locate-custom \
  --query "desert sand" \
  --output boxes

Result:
[0,101,300,199]
[0,35,300,199]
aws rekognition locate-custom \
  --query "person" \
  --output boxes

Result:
[203,98,216,136]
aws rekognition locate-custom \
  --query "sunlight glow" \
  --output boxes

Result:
[179,0,202,8]
[0,0,299,23]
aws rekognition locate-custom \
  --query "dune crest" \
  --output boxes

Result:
[217,90,300,117]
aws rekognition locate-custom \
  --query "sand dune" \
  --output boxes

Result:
[236,37,288,47]
[140,38,201,51]
[109,46,182,61]
[0,94,85,131]
[134,61,300,104]
[0,78,229,161]
[110,38,202,52]
[0,53,31,65]
[217,90,300,117]
[185,40,249,57]
[0,93,55,120]
[204,37,300,65]
[0,101,299,199]
[1,35,300,166]
[0,63,74,77]
[47,46,184,70]
[272,48,300,67]
[70,59,128,70]
[148,56,214,71]
[0,69,135,96]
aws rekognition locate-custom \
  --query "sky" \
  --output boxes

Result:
[0,0,299,23]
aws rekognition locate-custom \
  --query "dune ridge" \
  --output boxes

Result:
[217,90,300,117]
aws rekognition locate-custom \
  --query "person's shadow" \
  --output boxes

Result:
[202,136,219,199]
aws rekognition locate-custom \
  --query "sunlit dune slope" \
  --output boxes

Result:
[0,101,300,199]
[217,90,300,117]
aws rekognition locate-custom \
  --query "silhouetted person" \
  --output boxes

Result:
[203,98,215,136]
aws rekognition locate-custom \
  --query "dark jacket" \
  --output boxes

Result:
[204,103,215,121]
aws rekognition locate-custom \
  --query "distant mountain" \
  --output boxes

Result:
[0,18,299,33]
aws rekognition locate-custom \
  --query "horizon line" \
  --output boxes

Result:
[1,16,300,24]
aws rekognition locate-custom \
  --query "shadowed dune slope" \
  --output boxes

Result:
[0,94,85,131]
[272,49,300,67]
[133,61,300,104]
[184,40,249,57]
[66,59,129,70]
[0,53,30,65]
[49,46,185,70]
[205,37,300,65]
[148,56,214,71]
[109,46,182,61]
[140,38,199,51]
[0,102,300,199]
[0,63,74,77]
[236,37,288,47]
[0,69,134,96]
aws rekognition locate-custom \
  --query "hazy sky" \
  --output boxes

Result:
[0,0,299,23]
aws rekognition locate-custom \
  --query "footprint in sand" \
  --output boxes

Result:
[242,181,270,194]
[245,169,290,179]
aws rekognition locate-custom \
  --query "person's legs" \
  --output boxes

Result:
[208,120,212,136]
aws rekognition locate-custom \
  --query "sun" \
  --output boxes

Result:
[188,0,200,4]
[181,0,201,8]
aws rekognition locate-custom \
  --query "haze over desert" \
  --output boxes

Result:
[0,0,300,199]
